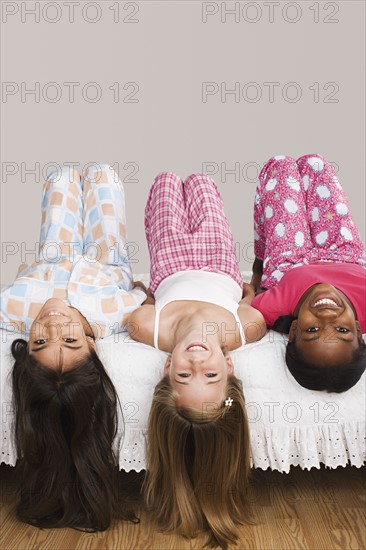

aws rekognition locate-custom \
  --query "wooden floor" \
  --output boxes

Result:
[0,463,365,549]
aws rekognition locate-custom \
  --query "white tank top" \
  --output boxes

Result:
[153,270,246,350]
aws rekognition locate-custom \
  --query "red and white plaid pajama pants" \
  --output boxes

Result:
[145,172,243,293]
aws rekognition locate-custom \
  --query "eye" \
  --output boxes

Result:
[336,327,349,333]
[178,373,190,378]
[205,373,217,378]
[63,338,77,343]
[34,339,46,345]
[306,327,319,333]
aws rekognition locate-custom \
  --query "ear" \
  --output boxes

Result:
[356,321,363,343]
[87,336,97,351]
[225,354,234,375]
[164,355,172,377]
[288,320,298,342]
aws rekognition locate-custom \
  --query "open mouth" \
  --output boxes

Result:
[186,343,208,352]
[312,297,340,309]
[40,310,68,319]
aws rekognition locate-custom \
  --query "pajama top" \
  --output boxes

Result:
[0,259,146,339]
[252,263,366,332]
[153,270,246,350]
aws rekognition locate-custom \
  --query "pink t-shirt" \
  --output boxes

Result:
[252,263,366,333]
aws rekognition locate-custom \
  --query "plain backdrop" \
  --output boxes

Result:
[1,0,365,285]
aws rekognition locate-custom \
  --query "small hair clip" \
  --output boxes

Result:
[225,397,233,407]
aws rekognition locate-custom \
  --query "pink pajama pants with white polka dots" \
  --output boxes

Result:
[254,154,366,290]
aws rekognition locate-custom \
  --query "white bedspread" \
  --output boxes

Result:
[1,274,365,473]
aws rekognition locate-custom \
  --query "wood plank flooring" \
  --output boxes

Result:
[1,464,365,549]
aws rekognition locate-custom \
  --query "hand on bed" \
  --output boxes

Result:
[133,280,148,293]
[242,282,255,304]
[250,257,264,292]
[143,287,155,305]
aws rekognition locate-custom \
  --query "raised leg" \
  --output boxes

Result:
[254,156,313,289]
[296,154,366,266]
[145,172,189,292]
[82,163,133,288]
[39,167,83,260]
[183,173,243,289]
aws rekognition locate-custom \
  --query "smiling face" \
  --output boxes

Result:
[164,339,234,410]
[289,284,362,366]
[28,298,96,371]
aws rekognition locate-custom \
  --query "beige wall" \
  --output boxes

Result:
[1,0,365,284]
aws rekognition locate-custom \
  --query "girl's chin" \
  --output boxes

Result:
[43,298,66,306]
[36,299,72,320]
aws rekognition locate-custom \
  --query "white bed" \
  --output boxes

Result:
[1,273,365,473]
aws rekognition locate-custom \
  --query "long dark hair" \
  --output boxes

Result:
[273,316,366,392]
[11,338,131,530]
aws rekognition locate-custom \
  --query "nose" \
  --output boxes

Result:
[315,308,339,320]
[40,318,69,341]
[188,356,204,364]
[45,323,63,341]
[187,356,207,368]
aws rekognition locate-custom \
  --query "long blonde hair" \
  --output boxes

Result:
[144,374,251,548]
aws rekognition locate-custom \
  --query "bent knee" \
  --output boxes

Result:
[296,154,330,174]
[265,155,296,167]
[185,172,218,187]
[83,163,120,184]
[259,155,297,181]
[153,171,182,186]
[47,166,80,185]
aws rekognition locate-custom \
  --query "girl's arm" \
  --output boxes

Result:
[241,282,255,304]
[238,301,267,343]
[144,288,156,305]
[128,304,155,346]
[133,281,155,305]
[250,257,264,292]
[239,281,267,342]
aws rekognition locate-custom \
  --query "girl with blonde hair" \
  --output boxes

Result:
[129,171,266,547]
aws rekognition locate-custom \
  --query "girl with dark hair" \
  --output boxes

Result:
[251,154,366,392]
[1,164,146,529]
[129,172,266,548]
